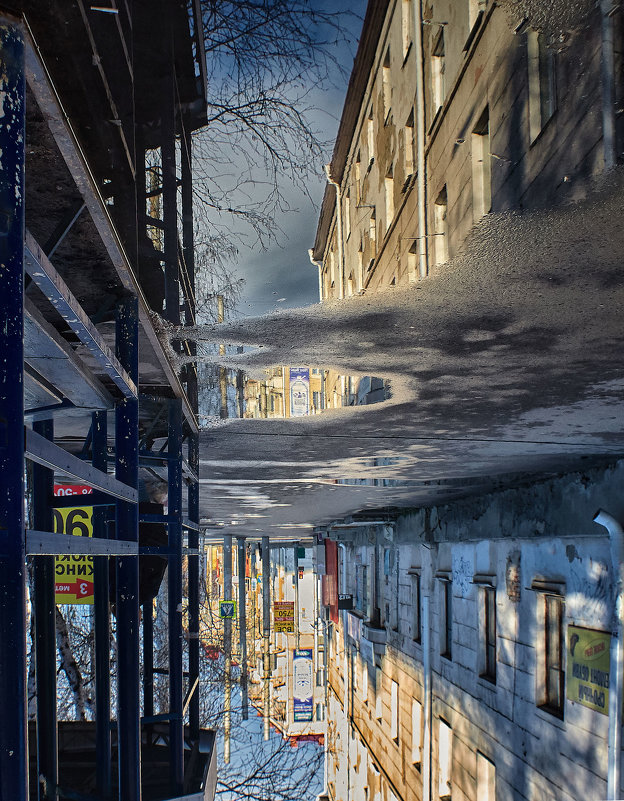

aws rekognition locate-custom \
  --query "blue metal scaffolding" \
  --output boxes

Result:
[0,4,212,799]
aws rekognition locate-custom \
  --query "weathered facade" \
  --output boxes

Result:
[322,462,624,801]
[311,0,623,298]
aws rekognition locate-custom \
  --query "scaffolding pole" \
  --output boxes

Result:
[262,536,271,741]
[168,398,184,794]
[0,16,28,801]
[93,410,112,799]
[115,296,141,801]
[33,419,57,801]
[238,537,248,720]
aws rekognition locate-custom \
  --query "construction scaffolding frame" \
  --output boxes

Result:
[0,3,211,799]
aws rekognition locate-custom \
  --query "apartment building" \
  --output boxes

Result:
[311,0,622,298]
[321,461,624,801]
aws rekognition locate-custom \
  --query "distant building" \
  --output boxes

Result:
[311,0,622,299]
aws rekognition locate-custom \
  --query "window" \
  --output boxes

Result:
[468,0,487,33]
[362,661,368,703]
[411,699,423,767]
[367,107,375,164]
[433,185,448,265]
[369,210,377,257]
[355,152,362,203]
[411,572,421,642]
[391,680,399,741]
[385,165,395,230]
[375,667,383,720]
[402,0,412,59]
[471,107,491,222]
[541,594,564,717]
[404,108,415,180]
[481,587,496,682]
[476,752,495,801]
[438,718,452,799]
[344,190,351,239]
[527,30,556,142]
[440,579,452,660]
[383,48,392,122]
[431,30,446,114]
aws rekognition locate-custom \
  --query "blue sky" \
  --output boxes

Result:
[227,1,368,319]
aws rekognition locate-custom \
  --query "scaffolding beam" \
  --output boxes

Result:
[0,17,28,801]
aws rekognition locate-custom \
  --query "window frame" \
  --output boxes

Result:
[541,592,564,718]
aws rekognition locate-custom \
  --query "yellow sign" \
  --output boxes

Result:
[566,625,610,715]
[53,504,94,605]
[274,601,295,632]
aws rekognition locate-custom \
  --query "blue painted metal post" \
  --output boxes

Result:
[143,599,154,719]
[33,419,57,801]
[115,297,140,801]
[0,16,28,801]
[187,434,200,738]
[168,398,184,793]
[237,537,248,721]
[92,410,111,799]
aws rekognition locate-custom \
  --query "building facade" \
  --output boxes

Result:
[311,0,623,299]
[321,461,624,801]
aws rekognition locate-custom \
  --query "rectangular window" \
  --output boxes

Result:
[431,30,445,114]
[369,211,377,257]
[542,594,564,716]
[476,752,496,801]
[527,30,557,142]
[471,107,491,222]
[367,108,375,164]
[355,152,362,203]
[402,0,412,58]
[412,573,421,642]
[481,587,496,682]
[391,680,399,741]
[362,661,368,703]
[433,185,448,265]
[385,165,395,231]
[383,48,392,122]
[375,667,383,720]
[441,579,452,660]
[412,699,423,767]
[438,718,452,800]
[404,108,415,178]
[468,0,487,32]
[344,190,351,239]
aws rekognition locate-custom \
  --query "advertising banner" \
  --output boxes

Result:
[289,367,310,417]
[274,600,295,632]
[293,648,314,722]
[54,485,94,605]
[566,625,610,715]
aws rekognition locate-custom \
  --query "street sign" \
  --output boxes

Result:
[567,625,610,715]
[54,485,94,605]
[338,593,353,610]
[219,600,237,619]
[274,600,295,632]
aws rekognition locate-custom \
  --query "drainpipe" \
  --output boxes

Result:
[601,0,617,171]
[325,165,345,299]
[593,509,624,799]
[308,249,324,301]
[413,0,429,279]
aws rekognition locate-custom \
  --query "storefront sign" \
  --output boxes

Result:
[293,648,313,721]
[338,593,353,610]
[289,367,309,417]
[566,625,610,715]
[274,600,295,632]
[54,485,94,605]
